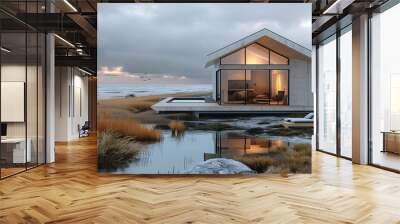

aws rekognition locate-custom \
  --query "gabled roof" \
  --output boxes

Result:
[205,28,311,67]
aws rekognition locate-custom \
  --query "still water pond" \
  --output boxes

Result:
[112,130,310,174]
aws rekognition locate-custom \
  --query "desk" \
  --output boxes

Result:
[382,131,400,154]
[1,138,31,163]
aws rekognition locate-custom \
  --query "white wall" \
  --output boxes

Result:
[211,66,218,100]
[55,67,89,141]
[288,59,313,107]
[311,45,317,150]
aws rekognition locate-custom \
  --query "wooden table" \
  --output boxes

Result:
[382,131,400,154]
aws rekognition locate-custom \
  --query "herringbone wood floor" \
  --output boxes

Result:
[1,135,400,224]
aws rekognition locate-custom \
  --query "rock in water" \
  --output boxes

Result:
[184,158,254,174]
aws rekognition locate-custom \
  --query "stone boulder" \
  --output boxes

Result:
[184,158,254,174]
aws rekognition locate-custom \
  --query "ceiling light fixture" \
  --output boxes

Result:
[78,67,93,76]
[63,0,78,12]
[54,34,75,48]
[1,47,11,53]
[323,0,354,15]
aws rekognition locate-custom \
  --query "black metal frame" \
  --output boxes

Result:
[336,28,342,158]
[216,68,290,106]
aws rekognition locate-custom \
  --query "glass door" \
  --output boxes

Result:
[1,31,28,178]
[220,70,246,104]
[317,35,337,154]
[339,26,352,158]
[245,70,270,104]
[370,4,400,171]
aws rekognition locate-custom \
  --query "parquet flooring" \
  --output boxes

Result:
[1,135,400,224]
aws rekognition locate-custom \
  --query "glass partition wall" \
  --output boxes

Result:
[370,4,400,171]
[0,5,46,179]
[339,27,352,158]
[316,25,353,158]
[317,35,337,155]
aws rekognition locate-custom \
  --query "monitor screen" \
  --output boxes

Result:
[1,123,7,137]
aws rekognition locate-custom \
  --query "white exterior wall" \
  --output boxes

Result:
[288,59,313,107]
[211,65,218,101]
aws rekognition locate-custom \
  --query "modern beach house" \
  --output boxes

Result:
[152,28,313,115]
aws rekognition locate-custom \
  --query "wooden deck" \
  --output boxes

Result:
[152,97,313,114]
[0,135,400,223]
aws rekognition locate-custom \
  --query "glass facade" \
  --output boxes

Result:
[0,3,46,179]
[220,43,288,65]
[270,51,289,65]
[246,44,269,64]
[317,35,337,154]
[339,27,352,158]
[221,49,245,65]
[316,26,353,158]
[370,4,400,171]
[218,69,289,105]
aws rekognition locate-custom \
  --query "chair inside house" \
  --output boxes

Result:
[272,91,286,104]
[78,121,90,138]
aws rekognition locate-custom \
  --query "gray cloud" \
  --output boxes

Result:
[98,3,311,83]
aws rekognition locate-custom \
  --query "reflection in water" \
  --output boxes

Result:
[206,132,292,160]
[113,130,309,174]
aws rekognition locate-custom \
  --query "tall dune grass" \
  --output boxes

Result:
[235,144,311,174]
[168,120,185,133]
[98,131,141,170]
[98,116,161,142]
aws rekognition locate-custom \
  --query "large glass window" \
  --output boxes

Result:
[271,70,289,105]
[270,51,289,65]
[220,43,288,65]
[339,27,352,158]
[219,69,288,105]
[246,70,270,104]
[245,44,269,64]
[221,49,245,65]
[370,4,400,171]
[317,35,337,154]
[220,70,246,104]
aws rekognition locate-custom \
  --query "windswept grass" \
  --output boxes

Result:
[98,92,211,125]
[288,144,311,173]
[237,156,274,173]
[265,126,313,137]
[98,131,141,170]
[235,144,311,174]
[98,117,161,142]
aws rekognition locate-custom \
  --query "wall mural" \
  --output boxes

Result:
[97,3,313,175]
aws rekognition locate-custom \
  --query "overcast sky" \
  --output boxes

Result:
[98,3,311,84]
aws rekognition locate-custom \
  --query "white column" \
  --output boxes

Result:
[46,33,55,163]
[312,45,317,150]
[352,14,369,164]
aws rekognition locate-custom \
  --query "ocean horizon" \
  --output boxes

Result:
[98,83,212,100]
